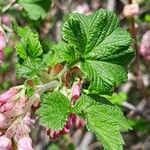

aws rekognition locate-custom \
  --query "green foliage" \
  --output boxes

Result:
[144,14,150,22]
[62,9,134,94]
[48,144,60,150]
[14,26,45,80]
[14,26,43,59]
[16,58,43,79]
[110,92,127,105]
[14,9,134,150]
[17,0,52,20]
[36,91,71,130]
[129,119,149,134]
[43,42,77,67]
[74,95,132,150]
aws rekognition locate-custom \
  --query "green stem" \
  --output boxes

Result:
[23,80,59,113]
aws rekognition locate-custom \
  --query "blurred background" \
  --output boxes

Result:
[0,0,150,149]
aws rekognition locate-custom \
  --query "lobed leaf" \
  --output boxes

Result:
[74,95,132,150]
[15,26,43,59]
[36,91,71,130]
[62,9,135,94]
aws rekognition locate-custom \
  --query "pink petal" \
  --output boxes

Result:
[18,136,34,150]
[0,136,12,150]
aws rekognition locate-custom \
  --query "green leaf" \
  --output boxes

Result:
[48,144,60,150]
[15,26,43,59]
[73,95,132,150]
[85,98,130,149]
[81,60,127,94]
[17,0,52,20]
[62,14,87,51]
[36,91,71,130]
[43,42,77,67]
[73,94,96,115]
[16,58,43,79]
[62,9,135,94]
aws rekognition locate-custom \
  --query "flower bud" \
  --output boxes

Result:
[2,101,15,112]
[17,136,34,150]
[71,83,81,103]
[1,15,11,26]
[0,88,18,104]
[0,136,12,150]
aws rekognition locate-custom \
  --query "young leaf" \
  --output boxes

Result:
[74,95,132,150]
[43,42,77,67]
[16,58,43,79]
[17,0,52,20]
[62,14,87,51]
[110,92,127,105]
[62,9,135,94]
[15,26,43,59]
[36,91,71,130]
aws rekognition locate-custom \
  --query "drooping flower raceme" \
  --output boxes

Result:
[0,87,35,149]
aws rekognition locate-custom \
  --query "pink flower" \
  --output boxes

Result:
[71,83,81,104]
[17,136,34,150]
[70,114,85,128]
[0,88,18,104]
[1,15,11,26]
[123,3,139,17]
[0,136,12,150]
[23,112,35,126]
[0,102,15,113]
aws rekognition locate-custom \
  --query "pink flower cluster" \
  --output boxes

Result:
[0,31,6,64]
[47,82,85,140]
[0,87,35,150]
[123,3,139,17]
